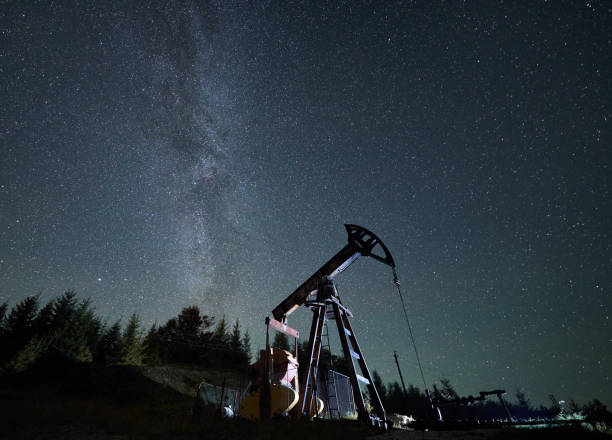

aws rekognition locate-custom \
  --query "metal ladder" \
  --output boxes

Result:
[321,316,340,419]
[300,304,326,416]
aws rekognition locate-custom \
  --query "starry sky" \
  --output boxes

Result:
[1,1,610,407]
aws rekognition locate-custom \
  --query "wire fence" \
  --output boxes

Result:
[316,370,357,420]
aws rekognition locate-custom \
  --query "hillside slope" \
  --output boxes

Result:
[1,361,608,440]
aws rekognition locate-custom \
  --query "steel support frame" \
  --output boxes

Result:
[298,278,387,426]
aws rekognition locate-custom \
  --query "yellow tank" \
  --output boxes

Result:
[241,347,326,420]
[239,383,299,421]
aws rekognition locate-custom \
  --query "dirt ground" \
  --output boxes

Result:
[372,426,610,440]
[374,428,505,440]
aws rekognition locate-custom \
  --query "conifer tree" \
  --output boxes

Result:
[272,332,290,351]
[516,390,530,409]
[213,315,229,346]
[0,302,8,345]
[229,319,250,369]
[439,378,458,400]
[241,329,251,363]
[0,302,7,328]
[49,298,97,363]
[209,316,230,366]
[11,336,50,373]
[6,295,39,335]
[372,370,387,402]
[121,313,144,365]
[1,295,40,364]
[157,317,178,362]
[51,318,93,363]
[96,321,124,365]
[77,298,102,355]
[143,324,162,364]
[230,320,242,352]
[122,313,141,347]
[51,291,77,328]
[178,306,203,338]
[33,300,54,337]
[583,399,612,423]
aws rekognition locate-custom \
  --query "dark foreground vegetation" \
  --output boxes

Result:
[0,361,609,440]
[1,292,610,439]
[0,359,372,440]
[1,360,609,440]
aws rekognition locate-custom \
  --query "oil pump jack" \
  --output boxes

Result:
[242,224,397,427]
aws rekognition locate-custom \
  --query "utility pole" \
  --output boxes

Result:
[393,351,407,394]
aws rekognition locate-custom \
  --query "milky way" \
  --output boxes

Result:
[1,1,610,407]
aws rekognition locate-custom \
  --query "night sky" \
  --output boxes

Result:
[1,1,610,407]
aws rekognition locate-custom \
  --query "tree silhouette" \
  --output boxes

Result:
[50,313,93,363]
[79,299,103,355]
[583,399,612,423]
[96,321,124,365]
[513,389,532,419]
[0,292,255,374]
[32,300,54,337]
[515,390,530,408]
[178,306,207,337]
[439,378,458,400]
[230,320,242,352]
[372,370,387,401]
[0,301,8,330]
[41,296,101,363]
[241,329,251,363]
[11,336,50,373]
[212,315,229,346]
[0,302,6,358]
[121,313,144,365]
[1,295,40,366]
[142,324,162,364]
[50,291,78,328]
[228,319,250,370]
[153,306,216,364]
[272,331,290,351]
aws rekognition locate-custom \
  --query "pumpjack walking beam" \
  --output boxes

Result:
[272,224,395,322]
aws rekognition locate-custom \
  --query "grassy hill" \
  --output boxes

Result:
[0,360,195,439]
[1,360,608,440]
[0,360,370,439]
